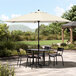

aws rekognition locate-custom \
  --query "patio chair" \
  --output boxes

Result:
[26,49,33,66]
[17,48,34,66]
[49,47,64,66]
[48,51,57,66]
[56,47,64,66]
[26,49,41,67]
[42,45,51,65]
[17,48,22,65]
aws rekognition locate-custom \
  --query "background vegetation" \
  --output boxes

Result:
[0,5,76,57]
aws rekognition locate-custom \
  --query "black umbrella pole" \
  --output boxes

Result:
[38,21,40,65]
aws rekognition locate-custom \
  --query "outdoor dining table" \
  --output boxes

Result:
[27,49,51,66]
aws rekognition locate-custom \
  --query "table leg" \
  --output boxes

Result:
[43,51,45,65]
[30,51,34,66]
[38,52,39,65]
[32,51,34,64]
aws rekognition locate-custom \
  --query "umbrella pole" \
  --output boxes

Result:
[38,21,40,65]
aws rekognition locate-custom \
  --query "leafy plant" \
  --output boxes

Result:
[68,44,75,49]
[61,43,67,47]
[15,43,28,50]
[0,64,14,76]
[0,49,12,57]
[4,41,15,50]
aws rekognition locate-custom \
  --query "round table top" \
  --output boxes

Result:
[27,49,51,51]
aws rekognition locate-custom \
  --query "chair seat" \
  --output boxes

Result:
[49,53,57,57]
[39,53,43,56]
[26,55,41,59]
[56,53,62,56]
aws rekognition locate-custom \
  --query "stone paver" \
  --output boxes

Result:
[0,50,76,76]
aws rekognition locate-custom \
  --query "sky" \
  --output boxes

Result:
[0,0,76,29]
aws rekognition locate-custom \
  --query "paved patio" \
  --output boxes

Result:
[0,50,76,76]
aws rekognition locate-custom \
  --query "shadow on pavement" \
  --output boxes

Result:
[21,61,76,68]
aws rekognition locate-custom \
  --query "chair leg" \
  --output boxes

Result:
[28,58,31,65]
[53,57,55,66]
[49,56,50,61]
[20,57,22,65]
[36,58,37,64]
[61,56,64,66]
[36,58,38,67]
[48,56,51,65]
[26,57,28,66]
[17,56,19,66]
[56,56,58,65]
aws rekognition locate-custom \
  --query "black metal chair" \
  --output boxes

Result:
[49,51,57,66]
[49,47,64,66]
[26,49,33,66]
[26,49,41,67]
[17,48,22,66]
[17,48,34,66]
[56,47,64,66]
[42,45,51,65]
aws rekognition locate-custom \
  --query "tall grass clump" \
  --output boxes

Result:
[0,64,15,76]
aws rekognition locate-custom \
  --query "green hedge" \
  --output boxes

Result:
[0,41,28,57]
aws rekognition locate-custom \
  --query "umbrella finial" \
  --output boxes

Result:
[38,9,40,11]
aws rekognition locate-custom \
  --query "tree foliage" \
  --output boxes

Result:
[62,5,76,21]
[0,24,9,41]
[35,23,65,40]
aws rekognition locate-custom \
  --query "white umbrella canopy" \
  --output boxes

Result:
[6,10,70,23]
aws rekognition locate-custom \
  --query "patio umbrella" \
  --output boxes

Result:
[6,10,70,64]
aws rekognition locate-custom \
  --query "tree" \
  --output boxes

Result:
[62,5,76,21]
[11,30,25,41]
[35,23,65,40]
[0,24,9,41]
[35,24,47,35]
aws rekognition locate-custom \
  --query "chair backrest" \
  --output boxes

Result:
[42,45,51,50]
[57,47,64,55]
[26,49,32,55]
[43,46,51,54]
[16,49,21,56]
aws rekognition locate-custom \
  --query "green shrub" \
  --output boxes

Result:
[20,49,26,55]
[61,43,67,47]
[0,42,6,50]
[15,44,28,50]
[0,49,12,57]
[68,44,75,49]
[28,45,38,49]
[16,35,26,41]
[57,35,62,40]
[51,43,58,47]
[63,46,69,50]
[11,49,26,56]
[0,41,16,50]
[27,45,42,49]
[11,50,18,56]
[39,35,47,40]
[51,43,58,49]
[0,64,14,76]
[5,41,15,50]
[47,35,58,40]
[30,36,36,41]
[25,36,30,41]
